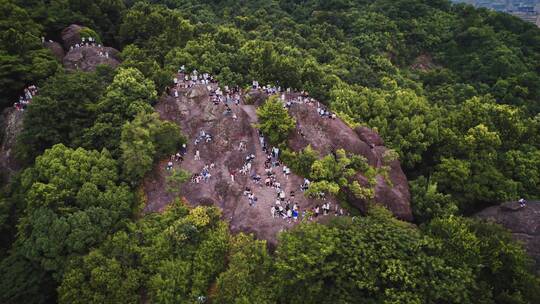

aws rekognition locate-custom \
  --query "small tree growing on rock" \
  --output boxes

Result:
[256,96,296,145]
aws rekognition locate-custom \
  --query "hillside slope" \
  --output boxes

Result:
[143,73,411,243]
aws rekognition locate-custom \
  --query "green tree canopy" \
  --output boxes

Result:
[256,95,296,145]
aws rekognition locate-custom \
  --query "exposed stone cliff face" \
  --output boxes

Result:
[477,202,540,272]
[143,76,413,244]
[63,46,120,72]
[287,103,412,221]
[60,24,121,71]
[0,108,23,185]
[60,24,84,49]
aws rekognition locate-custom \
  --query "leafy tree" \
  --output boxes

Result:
[256,95,296,145]
[213,233,274,304]
[119,2,194,61]
[81,67,156,156]
[120,44,171,92]
[330,79,440,168]
[425,216,540,303]
[13,144,134,279]
[120,111,183,184]
[273,207,474,303]
[16,68,113,164]
[58,248,142,304]
[281,145,319,177]
[59,202,229,303]
[409,176,457,223]
[166,168,191,195]
[0,0,60,110]
[17,0,125,45]
[0,248,57,304]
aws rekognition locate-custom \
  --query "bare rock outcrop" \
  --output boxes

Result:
[187,85,209,99]
[60,24,83,50]
[476,202,540,272]
[144,84,340,244]
[144,76,412,244]
[288,105,412,221]
[63,46,120,72]
[43,41,65,61]
[355,126,384,147]
[59,24,121,71]
[0,108,23,185]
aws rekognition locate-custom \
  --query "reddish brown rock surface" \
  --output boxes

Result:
[60,24,84,49]
[0,108,23,185]
[143,76,413,244]
[288,104,412,221]
[63,45,120,71]
[43,41,65,61]
[477,201,540,272]
[143,83,341,244]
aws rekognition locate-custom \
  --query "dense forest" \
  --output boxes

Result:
[1,0,539,303]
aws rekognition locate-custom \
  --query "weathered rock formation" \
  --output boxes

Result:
[0,108,23,185]
[60,24,84,50]
[43,41,65,61]
[59,24,121,71]
[287,103,412,221]
[144,84,340,244]
[144,77,413,244]
[476,202,540,272]
[63,46,120,71]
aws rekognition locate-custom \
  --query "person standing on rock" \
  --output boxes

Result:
[195,150,200,160]
[293,209,298,222]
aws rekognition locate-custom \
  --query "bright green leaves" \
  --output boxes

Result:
[213,234,274,304]
[330,80,440,168]
[15,144,134,280]
[120,111,183,184]
[58,203,229,304]
[256,95,296,145]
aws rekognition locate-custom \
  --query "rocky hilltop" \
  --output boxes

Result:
[44,24,121,71]
[143,74,412,243]
[0,25,122,187]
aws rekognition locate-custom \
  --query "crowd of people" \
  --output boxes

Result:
[13,84,38,111]
[166,144,188,171]
[66,36,111,58]
[166,68,347,224]
[191,163,215,184]
[251,80,337,119]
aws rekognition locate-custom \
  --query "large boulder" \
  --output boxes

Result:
[143,87,342,244]
[43,41,65,61]
[0,108,23,185]
[287,104,412,221]
[63,46,120,72]
[355,126,384,147]
[476,201,540,272]
[61,24,83,50]
[143,82,413,245]
[186,84,209,99]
